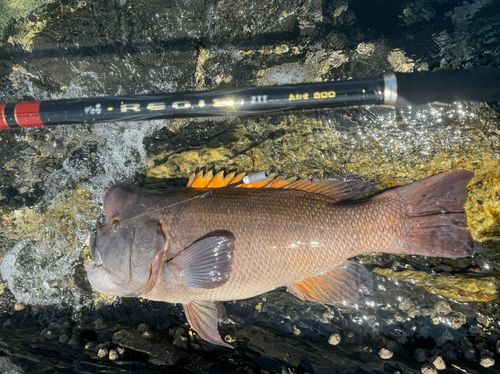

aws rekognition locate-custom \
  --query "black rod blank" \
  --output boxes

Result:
[0,67,498,130]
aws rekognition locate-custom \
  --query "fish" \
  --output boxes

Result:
[85,170,477,348]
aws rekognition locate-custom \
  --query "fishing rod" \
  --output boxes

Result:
[1,67,499,130]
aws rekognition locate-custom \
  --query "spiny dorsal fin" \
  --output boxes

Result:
[187,171,375,201]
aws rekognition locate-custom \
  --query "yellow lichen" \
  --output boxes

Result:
[388,50,415,73]
[252,50,347,86]
[373,268,498,302]
[465,171,500,242]
[7,17,47,51]
[240,44,303,57]
[3,188,99,251]
[195,47,211,90]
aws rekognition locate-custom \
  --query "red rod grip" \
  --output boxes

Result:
[0,104,9,129]
[15,102,45,128]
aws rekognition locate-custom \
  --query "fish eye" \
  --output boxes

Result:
[112,218,120,231]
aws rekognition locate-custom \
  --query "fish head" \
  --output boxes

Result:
[86,184,166,297]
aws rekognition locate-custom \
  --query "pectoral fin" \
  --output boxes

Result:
[288,261,373,307]
[167,236,234,289]
[183,300,233,348]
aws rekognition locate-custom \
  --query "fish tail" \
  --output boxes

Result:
[393,170,479,258]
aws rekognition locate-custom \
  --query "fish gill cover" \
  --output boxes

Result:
[0,0,500,373]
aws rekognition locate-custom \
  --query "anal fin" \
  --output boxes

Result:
[183,300,233,348]
[287,261,373,307]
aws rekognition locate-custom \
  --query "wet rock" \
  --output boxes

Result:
[387,341,401,354]
[137,323,150,333]
[58,334,69,344]
[344,331,361,345]
[85,342,96,351]
[112,329,184,366]
[432,356,446,370]
[414,348,428,362]
[0,357,25,374]
[441,330,454,342]
[434,301,451,315]
[379,348,393,359]
[421,364,437,374]
[443,344,457,361]
[93,318,108,330]
[469,325,486,337]
[173,326,189,350]
[2,319,13,329]
[328,333,341,345]
[480,357,495,368]
[464,348,476,361]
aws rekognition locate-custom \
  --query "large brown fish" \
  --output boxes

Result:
[86,170,476,347]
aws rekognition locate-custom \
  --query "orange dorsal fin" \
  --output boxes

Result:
[186,171,375,201]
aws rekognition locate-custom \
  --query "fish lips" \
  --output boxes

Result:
[85,224,137,296]
[86,221,166,297]
[88,231,102,267]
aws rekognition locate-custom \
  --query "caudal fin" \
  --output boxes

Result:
[394,170,476,258]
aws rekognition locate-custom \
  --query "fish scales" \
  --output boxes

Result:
[86,170,476,347]
[146,187,408,303]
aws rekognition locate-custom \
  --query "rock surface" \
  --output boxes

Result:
[1,0,500,373]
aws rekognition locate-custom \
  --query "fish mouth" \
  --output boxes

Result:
[88,230,103,267]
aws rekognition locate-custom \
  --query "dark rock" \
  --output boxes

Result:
[58,334,69,344]
[95,342,110,353]
[137,323,150,333]
[112,329,185,366]
[414,348,428,362]
[93,318,108,330]
[173,326,189,350]
[464,348,476,362]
